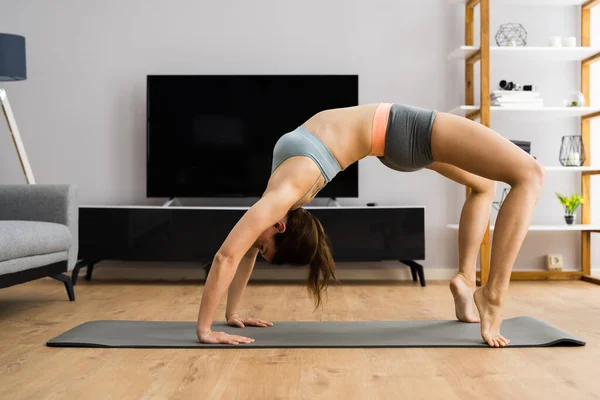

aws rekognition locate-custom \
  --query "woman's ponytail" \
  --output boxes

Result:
[271,208,339,309]
[307,216,338,309]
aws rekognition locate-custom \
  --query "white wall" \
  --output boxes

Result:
[0,0,597,273]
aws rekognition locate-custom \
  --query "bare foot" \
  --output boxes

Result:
[449,273,479,323]
[473,286,511,347]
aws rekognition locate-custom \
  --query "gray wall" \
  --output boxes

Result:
[0,0,597,273]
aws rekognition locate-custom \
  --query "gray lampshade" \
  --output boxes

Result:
[0,33,27,81]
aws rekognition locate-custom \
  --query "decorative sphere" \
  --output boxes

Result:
[495,23,527,47]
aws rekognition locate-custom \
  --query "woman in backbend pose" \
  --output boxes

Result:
[196,103,545,348]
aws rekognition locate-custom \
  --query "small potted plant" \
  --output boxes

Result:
[555,192,584,225]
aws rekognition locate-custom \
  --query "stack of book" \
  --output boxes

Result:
[491,90,544,108]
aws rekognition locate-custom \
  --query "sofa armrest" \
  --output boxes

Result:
[0,185,79,271]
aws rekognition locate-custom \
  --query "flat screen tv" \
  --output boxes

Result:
[146,75,359,198]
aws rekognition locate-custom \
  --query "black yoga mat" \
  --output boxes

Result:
[46,317,585,349]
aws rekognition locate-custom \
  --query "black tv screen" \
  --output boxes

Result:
[146,75,359,198]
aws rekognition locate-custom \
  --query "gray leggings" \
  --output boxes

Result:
[377,104,438,172]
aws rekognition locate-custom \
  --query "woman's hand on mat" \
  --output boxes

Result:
[227,313,274,328]
[198,329,255,345]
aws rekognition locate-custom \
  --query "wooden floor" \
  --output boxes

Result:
[1,277,599,400]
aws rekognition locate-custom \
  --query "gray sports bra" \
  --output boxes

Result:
[271,126,342,206]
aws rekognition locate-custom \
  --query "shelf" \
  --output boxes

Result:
[447,46,600,61]
[448,0,589,5]
[448,105,600,117]
[448,46,479,60]
[448,105,480,115]
[544,166,600,172]
[447,224,600,231]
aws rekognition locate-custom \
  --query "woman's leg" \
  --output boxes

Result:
[426,162,496,323]
[429,112,545,347]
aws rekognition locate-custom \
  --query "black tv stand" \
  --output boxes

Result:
[75,206,427,286]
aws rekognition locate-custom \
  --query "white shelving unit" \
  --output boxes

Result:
[448,0,600,283]
[448,45,600,61]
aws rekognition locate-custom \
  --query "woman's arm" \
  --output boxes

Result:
[225,248,259,320]
[224,249,274,328]
[196,185,299,341]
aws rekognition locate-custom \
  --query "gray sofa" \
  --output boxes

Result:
[0,184,78,300]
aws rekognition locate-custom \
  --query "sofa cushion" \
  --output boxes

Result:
[0,251,69,275]
[0,221,72,263]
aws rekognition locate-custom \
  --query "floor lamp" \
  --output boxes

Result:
[0,33,35,184]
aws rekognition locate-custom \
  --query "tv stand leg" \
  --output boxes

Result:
[409,265,418,282]
[400,260,426,287]
[73,260,100,284]
[416,263,425,287]
[86,262,96,281]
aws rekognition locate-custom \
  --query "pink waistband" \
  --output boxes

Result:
[369,103,392,157]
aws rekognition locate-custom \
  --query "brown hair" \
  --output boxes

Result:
[271,208,338,309]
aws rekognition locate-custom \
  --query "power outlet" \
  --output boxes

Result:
[546,254,563,271]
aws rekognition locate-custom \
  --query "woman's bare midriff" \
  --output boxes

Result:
[265,104,380,208]
[302,104,379,169]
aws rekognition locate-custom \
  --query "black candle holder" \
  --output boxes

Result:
[559,135,586,167]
